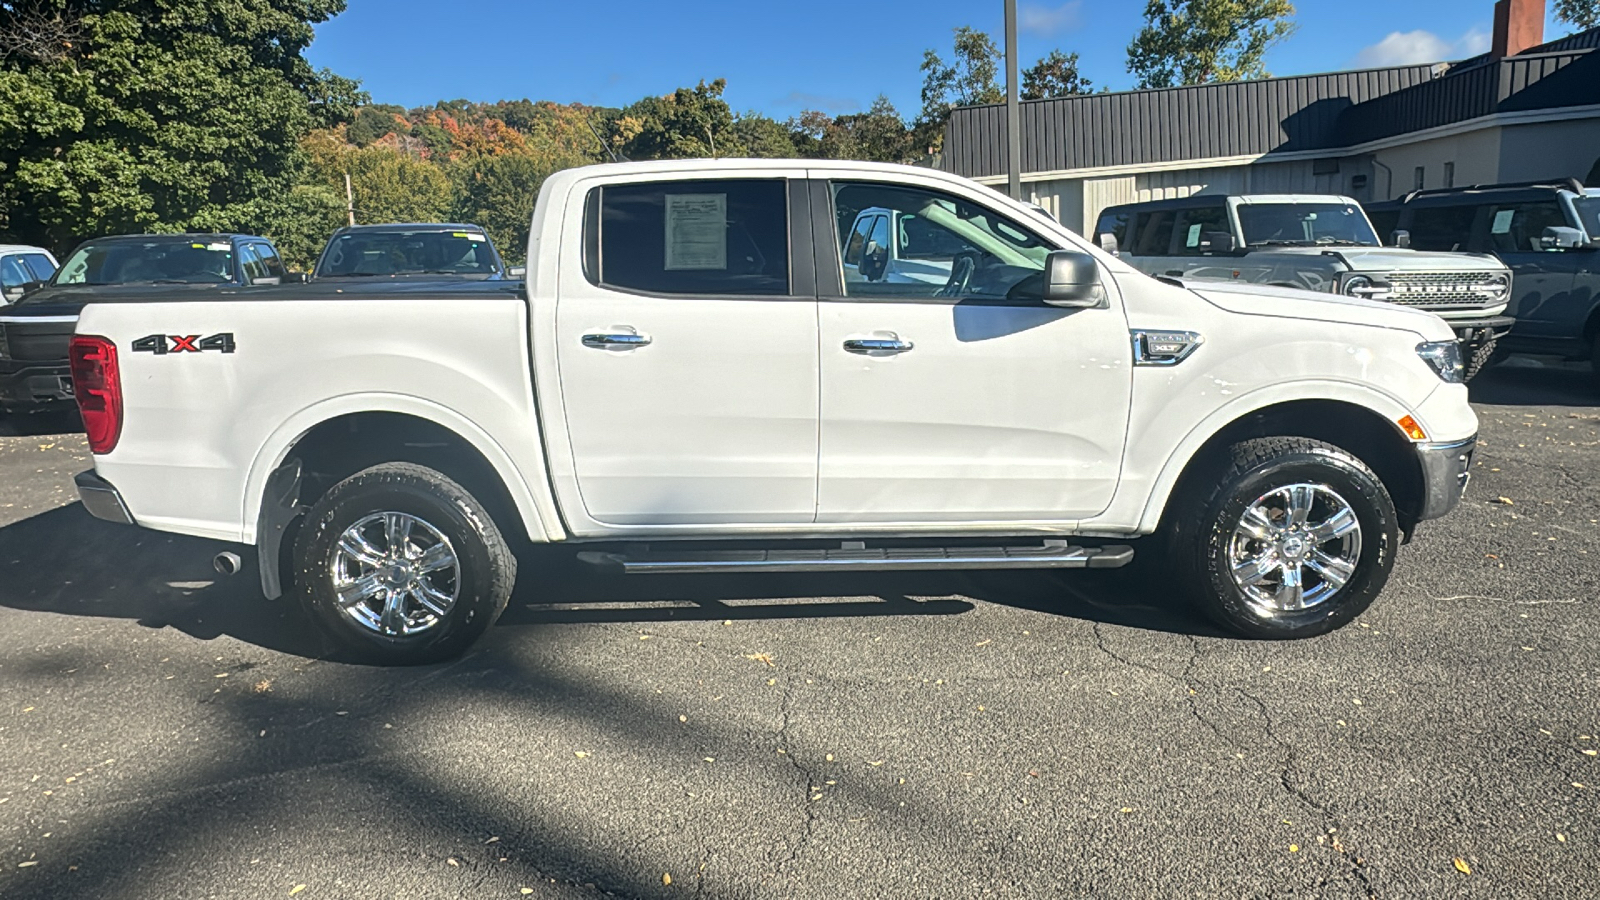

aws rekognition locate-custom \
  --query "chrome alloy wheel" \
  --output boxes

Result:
[1228,483,1363,616]
[330,512,461,637]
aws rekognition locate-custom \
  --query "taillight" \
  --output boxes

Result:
[68,335,122,454]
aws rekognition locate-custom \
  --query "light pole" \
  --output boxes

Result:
[1004,0,1022,201]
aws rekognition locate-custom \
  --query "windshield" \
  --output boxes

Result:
[316,230,499,278]
[46,238,234,290]
[1237,203,1381,248]
[1575,197,1600,242]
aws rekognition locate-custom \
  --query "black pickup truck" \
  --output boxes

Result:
[0,233,295,414]
[1366,179,1600,387]
[311,223,519,282]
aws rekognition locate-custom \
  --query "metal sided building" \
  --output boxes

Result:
[940,5,1600,236]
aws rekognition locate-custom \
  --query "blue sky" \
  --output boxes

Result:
[306,1,1584,118]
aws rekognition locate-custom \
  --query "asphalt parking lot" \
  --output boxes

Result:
[1,364,1597,900]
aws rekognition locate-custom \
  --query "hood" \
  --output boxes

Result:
[1251,246,1506,273]
[1185,279,1455,341]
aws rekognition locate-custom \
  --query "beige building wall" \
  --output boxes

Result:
[1370,128,1503,199]
[1496,117,1600,184]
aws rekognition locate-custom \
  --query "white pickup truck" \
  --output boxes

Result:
[67,159,1478,664]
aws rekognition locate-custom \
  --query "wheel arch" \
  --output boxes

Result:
[244,397,559,597]
[1139,394,1426,537]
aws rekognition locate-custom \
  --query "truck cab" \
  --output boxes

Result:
[1094,194,1515,377]
[0,245,58,307]
[1365,179,1600,386]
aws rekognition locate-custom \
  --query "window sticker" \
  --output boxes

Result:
[1187,223,1203,247]
[1491,209,1516,234]
[454,232,488,242]
[208,242,231,252]
[664,193,727,271]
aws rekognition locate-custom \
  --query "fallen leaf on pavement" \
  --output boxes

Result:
[1453,858,1472,874]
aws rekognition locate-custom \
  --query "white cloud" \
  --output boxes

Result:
[1353,27,1492,67]
[1019,1,1085,37]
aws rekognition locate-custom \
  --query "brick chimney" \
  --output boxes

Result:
[1492,0,1546,59]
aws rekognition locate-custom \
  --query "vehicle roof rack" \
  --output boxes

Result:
[1397,178,1586,203]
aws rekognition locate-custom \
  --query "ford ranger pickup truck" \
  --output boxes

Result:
[1093,194,1515,379]
[0,233,295,414]
[67,160,1479,664]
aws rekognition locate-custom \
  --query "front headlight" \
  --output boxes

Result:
[1342,274,1390,299]
[1416,341,1464,383]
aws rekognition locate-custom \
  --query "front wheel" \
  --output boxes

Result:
[1170,438,1399,639]
[292,463,516,665]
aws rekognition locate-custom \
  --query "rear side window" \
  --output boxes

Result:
[1130,210,1176,256]
[1172,205,1231,256]
[1406,204,1479,252]
[588,179,790,296]
[1484,201,1571,253]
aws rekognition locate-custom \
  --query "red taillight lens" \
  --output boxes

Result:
[68,335,122,455]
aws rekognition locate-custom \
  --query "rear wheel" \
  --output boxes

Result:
[1169,438,1398,639]
[292,462,516,665]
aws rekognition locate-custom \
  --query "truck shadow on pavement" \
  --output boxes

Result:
[1472,360,1597,407]
[0,504,1221,664]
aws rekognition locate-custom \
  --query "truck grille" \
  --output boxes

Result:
[1383,272,1506,309]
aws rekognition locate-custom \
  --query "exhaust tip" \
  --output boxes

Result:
[213,551,243,577]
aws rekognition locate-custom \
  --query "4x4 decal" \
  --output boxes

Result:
[131,333,236,355]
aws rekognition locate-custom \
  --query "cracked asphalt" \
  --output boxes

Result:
[1,362,1598,899]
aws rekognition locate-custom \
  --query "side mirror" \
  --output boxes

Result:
[1541,226,1585,250]
[1040,249,1104,308]
[1097,233,1120,256]
[507,265,527,278]
[1391,230,1412,249]
[285,271,309,284]
[1200,231,1236,253]
[861,241,888,280]
[2,287,21,303]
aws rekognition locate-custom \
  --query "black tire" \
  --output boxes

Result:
[1463,339,1497,382]
[292,462,516,665]
[1168,438,1399,639]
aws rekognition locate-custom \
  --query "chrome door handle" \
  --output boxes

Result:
[582,332,652,349]
[843,338,913,354]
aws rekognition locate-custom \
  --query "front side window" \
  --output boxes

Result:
[254,243,287,279]
[238,244,269,283]
[1172,205,1232,256]
[1237,203,1379,247]
[587,179,789,296]
[19,253,56,282]
[1485,201,1572,252]
[1405,205,1480,252]
[831,181,1052,301]
[48,237,235,288]
[1094,210,1131,251]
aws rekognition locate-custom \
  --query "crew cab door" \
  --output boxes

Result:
[551,174,819,527]
[1472,198,1582,343]
[812,176,1132,523]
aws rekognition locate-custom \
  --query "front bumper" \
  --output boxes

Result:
[0,361,75,412]
[1441,316,1515,348]
[1415,435,1477,522]
[75,470,135,526]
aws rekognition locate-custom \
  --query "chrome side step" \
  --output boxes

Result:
[576,542,1134,575]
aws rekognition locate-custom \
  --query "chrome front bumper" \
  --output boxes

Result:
[75,470,134,526]
[1415,435,1477,522]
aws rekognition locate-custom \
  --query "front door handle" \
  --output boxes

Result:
[843,338,913,354]
[582,332,652,350]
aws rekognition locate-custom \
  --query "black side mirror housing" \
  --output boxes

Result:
[1200,231,1236,253]
[1040,249,1104,308]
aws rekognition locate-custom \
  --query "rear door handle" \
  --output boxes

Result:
[843,338,913,354]
[582,331,652,349]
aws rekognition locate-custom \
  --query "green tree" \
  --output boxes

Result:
[1022,50,1094,100]
[916,26,1004,154]
[794,97,911,163]
[1554,0,1598,29]
[0,0,365,253]
[1126,0,1296,89]
[609,79,739,161]
[347,103,408,147]
[732,112,800,158]
[449,151,560,264]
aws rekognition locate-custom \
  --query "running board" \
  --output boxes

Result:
[576,542,1134,575]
